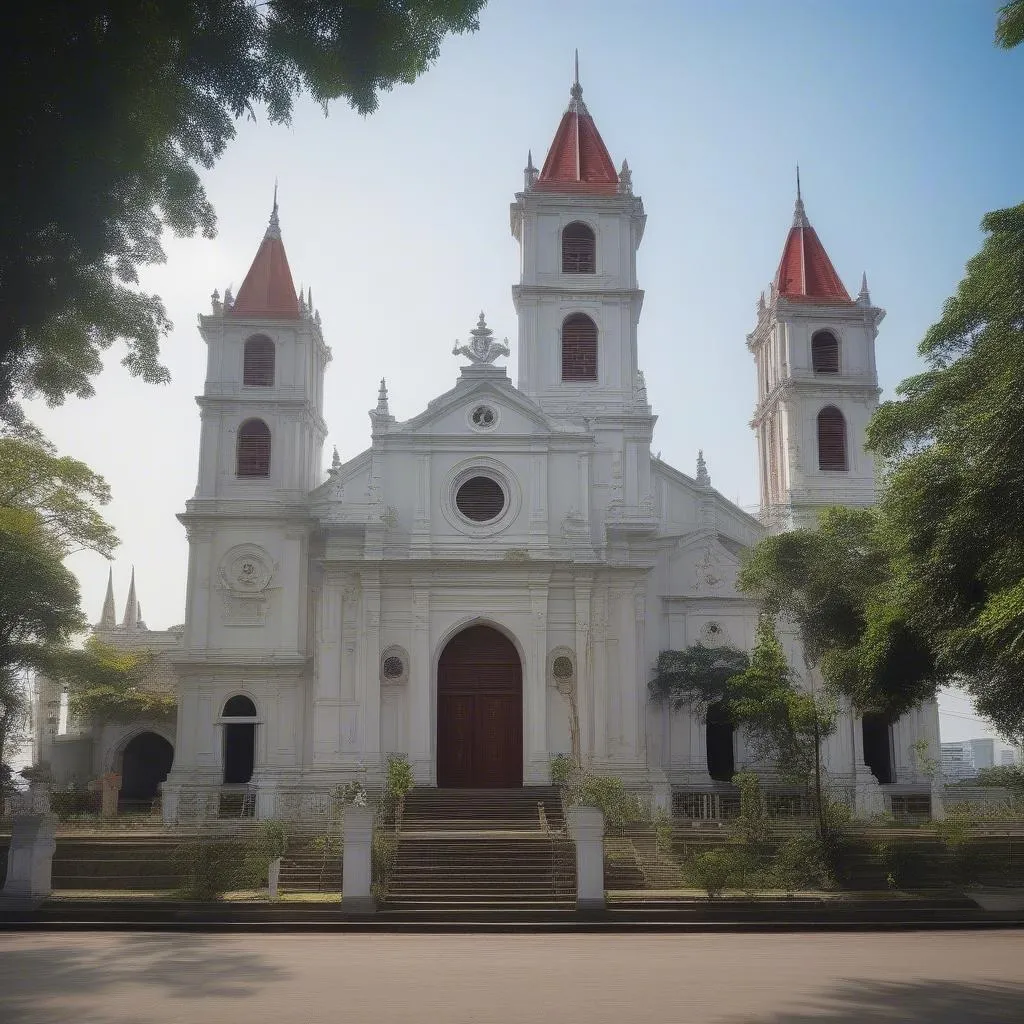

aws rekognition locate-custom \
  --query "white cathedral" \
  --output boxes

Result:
[38,73,940,821]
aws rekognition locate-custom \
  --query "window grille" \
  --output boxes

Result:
[817,406,847,471]
[561,314,598,381]
[243,335,275,386]
[562,222,596,273]
[237,419,271,477]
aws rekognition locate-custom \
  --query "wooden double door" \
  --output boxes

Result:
[437,625,523,788]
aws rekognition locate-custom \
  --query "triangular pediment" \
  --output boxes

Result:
[390,366,586,439]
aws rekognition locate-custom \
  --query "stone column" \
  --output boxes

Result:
[100,773,121,818]
[359,572,382,771]
[574,582,593,763]
[527,585,549,783]
[409,587,432,784]
[342,804,376,914]
[567,806,605,910]
[2,787,58,903]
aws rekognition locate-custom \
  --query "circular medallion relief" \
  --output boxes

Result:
[700,621,730,648]
[470,404,498,430]
[219,545,274,593]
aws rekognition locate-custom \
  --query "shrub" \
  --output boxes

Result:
[772,832,836,893]
[50,788,100,820]
[687,848,742,898]
[383,754,414,824]
[173,840,263,901]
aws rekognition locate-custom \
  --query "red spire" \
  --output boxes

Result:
[232,191,301,318]
[535,55,618,195]
[773,174,851,303]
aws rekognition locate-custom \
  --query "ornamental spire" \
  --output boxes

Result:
[100,566,116,629]
[122,566,138,628]
[696,450,711,487]
[231,189,300,317]
[792,164,809,228]
[376,379,390,417]
[858,271,871,306]
[267,180,281,240]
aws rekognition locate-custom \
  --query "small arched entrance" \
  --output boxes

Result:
[119,732,174,810]
[705,702,735,783]
[222,695,257,784]
[437,624,523,788]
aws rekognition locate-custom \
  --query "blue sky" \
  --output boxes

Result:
[28,0,1024,748]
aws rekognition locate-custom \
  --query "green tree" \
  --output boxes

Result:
[60,639,175,726]
[736,506,940,720]
[867,204,1024,750]
[0,0,484,420]
[997,1,1024,48]
[0,425,119,791]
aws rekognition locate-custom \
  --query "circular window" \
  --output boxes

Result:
[470,404,497,429]
[552,656,574,679]
[382,656,404,679]
[455,476,506,522]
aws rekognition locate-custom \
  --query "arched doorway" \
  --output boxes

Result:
[862,713,894,784]
[705,702,735,783]
[119,732,174,810]
[437,624,523,788]
[222,695,257,785]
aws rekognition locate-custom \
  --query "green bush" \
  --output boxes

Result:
[257,820,288,863]
[383,754,414,824]
[772,832,836,893]
[173,839,264,901]
[686,848,742,898]
[50,788,100,820]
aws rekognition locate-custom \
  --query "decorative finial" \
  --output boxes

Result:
[758,290,766,316]
[376,379,390,416]
[266,182,281,240]
[567,49,588,114]
[524,149,538,190]
[696,450,711,487]
[452,312,510,365]
[858,271,871,306]
[618,158,633,195]
[210,288,222,315]
[299,285,307,315]
[330,446,341,473]
[635,369,647,404]
[792,165,809,228]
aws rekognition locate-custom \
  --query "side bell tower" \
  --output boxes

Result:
[748,177,885,532]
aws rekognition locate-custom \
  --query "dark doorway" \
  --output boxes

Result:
[119,732,174,808]
[222,695,257,785]
[437,625,523,787]
[706,702,735,783]
[862,713,894,784]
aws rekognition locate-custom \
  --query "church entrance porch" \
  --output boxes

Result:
[437,625,523,788]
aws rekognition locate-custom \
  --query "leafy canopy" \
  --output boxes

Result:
[61,639,175,726]
[867,204,1024,746]
[0,0,484,420]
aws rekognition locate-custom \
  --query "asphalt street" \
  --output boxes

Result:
[0,929,1022,1023]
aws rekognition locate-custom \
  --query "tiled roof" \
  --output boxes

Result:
[232,202,300,318]
[773,197,851,303]
[535,82,618,195]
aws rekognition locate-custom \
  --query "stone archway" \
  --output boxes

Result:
[437,624,523,788]
[119,731,175,810]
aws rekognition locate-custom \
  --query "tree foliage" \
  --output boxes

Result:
[867,204,1024,747]
[0,0,484,419]
[997,1,1024,49]
[60,638,175,726]
[649,643,750,715]
[736,506,940,719]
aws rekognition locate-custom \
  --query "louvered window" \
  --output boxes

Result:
[561,313,598,381]
[811,331,839,374]
[243,335,275,386]
[817,406,847,471]
[455,476,505,522]
[237,419,271,477]
[562,222,596,273]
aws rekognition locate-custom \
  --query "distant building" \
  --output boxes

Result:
[999,748,1020,767]
[941,742,976,781]
[969,738,995,771]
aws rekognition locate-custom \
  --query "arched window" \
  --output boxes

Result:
[236,419,271,478]
[811,330,839,374]
[706,702,735,783]
[243,335,275,386]
[223,695,257,718]
[817,406,847,471]
[561,313,598,382]
[562,222,596,274]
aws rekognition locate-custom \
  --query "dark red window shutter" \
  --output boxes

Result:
[812,331,839,374]
[237,419,271,477]
[561,314,598,381]
[243,335,275,386]
[562,222,596,274]
[817,406,847,471]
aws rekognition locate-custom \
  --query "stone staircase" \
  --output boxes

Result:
[383,787,576,909]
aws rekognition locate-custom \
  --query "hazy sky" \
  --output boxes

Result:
[25,1,1024,748]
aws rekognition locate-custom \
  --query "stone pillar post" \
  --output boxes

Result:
[2,786,58,903]
[342,804,376,914]
[567,805,605,911]
[100,773,121,818]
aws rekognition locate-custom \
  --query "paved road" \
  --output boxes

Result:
[0,929,1021,1023]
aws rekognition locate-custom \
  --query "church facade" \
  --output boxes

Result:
[45,73,942,820]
